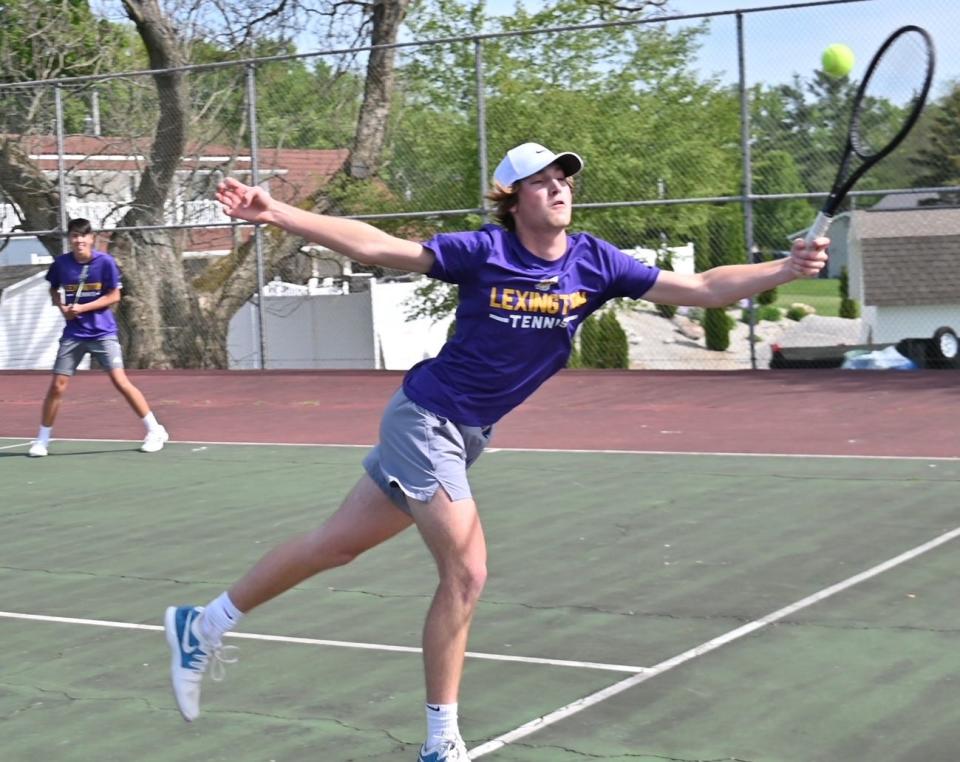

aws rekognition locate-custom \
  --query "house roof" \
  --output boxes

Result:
[849,209,960,306]
[4,134,350,256]
[9,134,349,205]
[0,264,47,295]
[870,191,950,211]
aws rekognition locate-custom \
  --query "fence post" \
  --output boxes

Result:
[245,62,268,369]
[54,85,68,252]
[475,37,489,221]
[737,12,758,370]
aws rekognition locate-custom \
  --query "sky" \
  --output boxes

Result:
[481,0,958,92]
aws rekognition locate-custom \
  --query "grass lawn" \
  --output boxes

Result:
[773,278,841,317]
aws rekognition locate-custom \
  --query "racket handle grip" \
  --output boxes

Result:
[804,212,832,247]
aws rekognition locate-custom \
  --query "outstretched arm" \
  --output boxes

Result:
[643,236,829,308]
[216,177,435,274]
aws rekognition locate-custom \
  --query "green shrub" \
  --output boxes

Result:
[741,305,780,323]
[838,267,861,318]
[756,287,777,306]
[760,305,782,321]
[655,250,677,319]
[785,302,815,321]
[839,297,861,319]
[704,307,731,351]
[579,314,599,366]
[754,251,778,305]
[580,311,629,368]
[566,341,584,368]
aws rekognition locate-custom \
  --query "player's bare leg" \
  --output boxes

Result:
[40,373,70,427]
[29,374,70,456]
[410,489,486,760]
[164,474,414,722]
[108,368,169,452]
[107,368,150,417]
[229,474,415,610]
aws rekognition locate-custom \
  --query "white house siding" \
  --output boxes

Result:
[228,291,377,370]
[370,280,452,370]
[227,280,452,371]
[0,272,64,369]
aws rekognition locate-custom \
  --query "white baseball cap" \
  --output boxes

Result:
[493,142,583,189]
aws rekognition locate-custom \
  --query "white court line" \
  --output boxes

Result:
[1,436,957,460]
[0,441,30,451]
[0,435,368,449]
[0,611,644,674]
[468,524,960,758]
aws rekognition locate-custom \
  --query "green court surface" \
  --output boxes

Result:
[2,438,959,761]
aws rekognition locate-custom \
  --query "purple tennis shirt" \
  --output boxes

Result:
[46,250,122,340]
[402,224,660,426]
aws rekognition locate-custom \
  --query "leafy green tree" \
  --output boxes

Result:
[911,81,960,204]
[394,1,737,246]
[751,74,854,195]
[751,149,812,253]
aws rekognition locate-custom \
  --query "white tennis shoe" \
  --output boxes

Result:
[164,605,238,722]
[417,738,469,761]
[28,441,48,457]
[141,425,169,453]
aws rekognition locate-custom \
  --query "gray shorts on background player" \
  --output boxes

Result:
[53,336,124,376]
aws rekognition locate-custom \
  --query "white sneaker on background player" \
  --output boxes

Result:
[141,425,169,453]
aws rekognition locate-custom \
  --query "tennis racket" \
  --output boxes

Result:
[805,25,935,246]
[73,264,90,304]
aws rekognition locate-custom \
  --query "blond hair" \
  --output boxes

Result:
[486,176,575,232]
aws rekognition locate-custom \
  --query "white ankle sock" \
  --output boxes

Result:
[142,412,160,431]
[425,702,460,749]
[199,591,243,646]
[37,426,52,444]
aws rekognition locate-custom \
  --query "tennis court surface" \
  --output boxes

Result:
[2,369,958,761]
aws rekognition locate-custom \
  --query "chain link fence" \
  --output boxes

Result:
[1,0,958,371]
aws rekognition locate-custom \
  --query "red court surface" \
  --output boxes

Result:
[1,369,955,458]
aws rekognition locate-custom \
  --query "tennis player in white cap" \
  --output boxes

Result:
[165,141,828,761]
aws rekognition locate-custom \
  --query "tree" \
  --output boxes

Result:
[400,0,738,323]
[911,81,960,204]
[0,0,142,251]
[0,0,413,367]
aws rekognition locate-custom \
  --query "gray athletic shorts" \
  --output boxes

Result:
[53,336,124,376]
[363,388,494,515]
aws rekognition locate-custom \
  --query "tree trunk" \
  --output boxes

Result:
[201,0,412,341]
[0,0,411,369]
[112,0,222,368]
[0,138,62,256]
[349,0,411,179]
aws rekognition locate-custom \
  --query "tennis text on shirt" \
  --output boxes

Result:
[402,224,659,426]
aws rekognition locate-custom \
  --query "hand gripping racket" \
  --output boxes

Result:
[805,25,935,246]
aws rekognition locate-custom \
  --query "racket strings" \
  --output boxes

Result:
[852,30,933,158]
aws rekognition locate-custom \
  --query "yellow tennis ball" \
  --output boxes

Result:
[822,43,855,77]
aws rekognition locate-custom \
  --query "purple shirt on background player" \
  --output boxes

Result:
[46,250,122,340]
[404,225,659,426]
